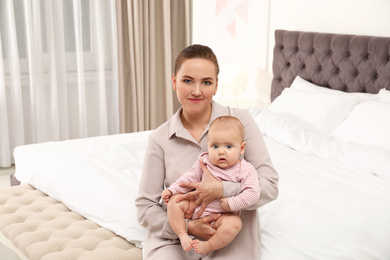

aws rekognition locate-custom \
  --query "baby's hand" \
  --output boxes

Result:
[221,198,231,211]
[161,189,172,205]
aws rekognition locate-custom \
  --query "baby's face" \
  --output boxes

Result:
[207,128,245,168]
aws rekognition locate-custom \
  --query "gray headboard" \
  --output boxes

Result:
[271,30,390,101]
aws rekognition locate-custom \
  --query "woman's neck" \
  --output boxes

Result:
[181,105,212,141]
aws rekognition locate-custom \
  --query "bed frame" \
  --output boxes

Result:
[271,30,390,101]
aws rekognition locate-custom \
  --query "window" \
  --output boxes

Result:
[0,0,98,73]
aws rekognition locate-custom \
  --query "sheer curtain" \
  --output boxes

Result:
[116,0,192,133]
[0,0,119,167]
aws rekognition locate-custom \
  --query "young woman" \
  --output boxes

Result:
[135,44,279,259]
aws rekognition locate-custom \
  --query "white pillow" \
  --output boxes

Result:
[291,76,345,95]
[378,88,390,102]
[268,88,360,135]
[290,76,376,101]
[331,101,390,151]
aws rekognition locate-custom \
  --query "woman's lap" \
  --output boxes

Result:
[144,211,259,259]
[144,233,201,260]
[143,233,251,260]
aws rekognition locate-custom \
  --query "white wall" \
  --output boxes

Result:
[269,0,390,37]
[192,0,271,107]
[268,0,390,70]
[192,0,390,106]
[192,0,269,69]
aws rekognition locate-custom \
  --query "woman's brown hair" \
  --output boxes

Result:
[173,44,219,77]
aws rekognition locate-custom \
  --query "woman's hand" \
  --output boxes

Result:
[176,160,223,217]
[187,213,221,240]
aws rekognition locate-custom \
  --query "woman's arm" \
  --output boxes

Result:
[236,109,279,209]
[135,134,178,240]
[135,134,222,240]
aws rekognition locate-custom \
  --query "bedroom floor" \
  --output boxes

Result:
[0,166,14,189]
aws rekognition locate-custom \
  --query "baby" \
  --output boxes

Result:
[161,116,260,255]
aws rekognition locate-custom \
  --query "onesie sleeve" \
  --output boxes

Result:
[227,163,260,211]
[168,160,203,195]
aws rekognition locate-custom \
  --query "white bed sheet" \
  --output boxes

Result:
[260,137,390,260]
[12,106,390,259]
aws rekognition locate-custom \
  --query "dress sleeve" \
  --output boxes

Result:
[222,181,241,198]
[232,108,279,210]
[135,133,178,240]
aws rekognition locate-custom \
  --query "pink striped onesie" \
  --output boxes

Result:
[167,152,260,219]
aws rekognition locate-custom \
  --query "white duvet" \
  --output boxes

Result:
[256,109,390,260]
[13,107,390,259]
[261,138,390,260]
[14,131,151,248]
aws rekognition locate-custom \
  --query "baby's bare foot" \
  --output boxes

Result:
[193,239,212,255]
[178,233,193,252]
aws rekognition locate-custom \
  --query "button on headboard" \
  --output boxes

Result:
[271,30,390,101]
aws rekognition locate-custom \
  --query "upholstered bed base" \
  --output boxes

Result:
[0,185,142,260]
[271,30,390,101]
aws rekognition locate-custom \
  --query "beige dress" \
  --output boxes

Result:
[135,101,279,260]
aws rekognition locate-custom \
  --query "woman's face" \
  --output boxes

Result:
[172,58,218,116]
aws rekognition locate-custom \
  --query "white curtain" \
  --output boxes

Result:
[0,0,119,167]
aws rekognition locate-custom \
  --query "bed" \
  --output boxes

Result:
[1,30,390,260]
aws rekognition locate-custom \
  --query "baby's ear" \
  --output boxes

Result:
[240,141,246,155]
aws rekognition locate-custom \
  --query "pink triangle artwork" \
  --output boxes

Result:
[216,0,229,16]
[215,0,249,38]
[226,19,236,38]
[235,0,249,24]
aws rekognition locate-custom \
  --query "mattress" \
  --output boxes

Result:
[0,184,142,260]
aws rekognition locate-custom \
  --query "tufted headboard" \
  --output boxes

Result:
[271,30,390,101]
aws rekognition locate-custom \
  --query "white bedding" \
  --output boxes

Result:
[12,91,390,259]
[14,132,151,248]
[260,137,390,260]
[255,83,390,259]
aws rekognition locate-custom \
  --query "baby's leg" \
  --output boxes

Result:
[167,194,193,252]
[193,213,242,255]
